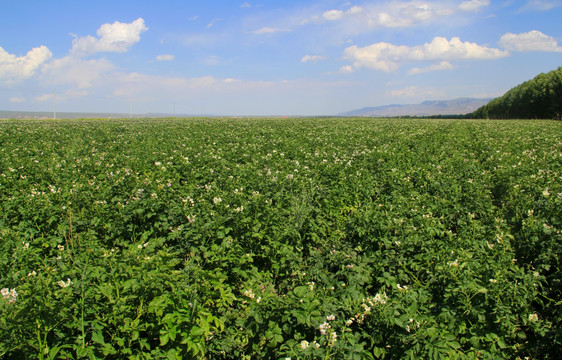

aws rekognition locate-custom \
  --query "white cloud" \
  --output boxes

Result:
[323,9,344,21]
[520,0,561,11]
[458,0,490,12]
[344,36,508,72]
[400,3,435,21]
[9,96,26,103]
[339,65,354,73]
[40,56,115,89]
[240,2,252,8]
[377,11,420,27]
[207,18,223,29]
[71,18,148,56]
[499,30,562,52]
[315,5,365,23]
[347,5,364,15]
[0,45,52,82]
[252,27,290,34]
[408,61,455,75]
[34,89,90,104]
[312,2,460,32]
[389,86,444,98]
[301,54,327,63]
[156,54,175,61]
[34,93,55,102]
[202,55,223,66]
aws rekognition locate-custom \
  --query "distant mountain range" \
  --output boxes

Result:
[339,98,492,117]
[2,97,493,119]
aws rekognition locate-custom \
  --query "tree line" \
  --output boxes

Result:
[470,67,562,120]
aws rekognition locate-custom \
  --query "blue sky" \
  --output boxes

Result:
[1,0,561,115]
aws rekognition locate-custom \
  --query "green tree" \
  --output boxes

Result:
[471,67,562,119]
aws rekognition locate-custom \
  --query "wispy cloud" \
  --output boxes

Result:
[156,54,175,61]
[307,1,466,33]
[458,0,491,12]
[519,0,562,11]
[408,61,455,75]
[252,27,291,35]
[34,92,55,102]
[202,55,228,66]
[9,96,26,103]
[207,18,223,29]
[339,65,354,74]
[33,89,90,104]
[243,1,475,41]
[301,54,327,63]
[40,56,115,89]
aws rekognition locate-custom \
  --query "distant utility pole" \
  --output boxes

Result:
[129,102,132,119]
[53,90,56,119]
[173,102,176,117]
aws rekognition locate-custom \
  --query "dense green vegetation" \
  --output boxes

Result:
[471,67,562,120]
[1,118,561,359]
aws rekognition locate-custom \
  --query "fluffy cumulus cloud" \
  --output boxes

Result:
[499,30,562,52]
[1,17,150,98]
[71,18,148,56]
[343,36,508,72]
[0,45,52,82]
[1,18,148,87]
[458,0,490,12]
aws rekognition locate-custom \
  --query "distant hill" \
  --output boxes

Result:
[339,98,492,117]
[471,67,562,120]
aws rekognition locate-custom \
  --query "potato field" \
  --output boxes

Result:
[0,118,560,359]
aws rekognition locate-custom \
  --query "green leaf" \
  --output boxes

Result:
[91,330,105,345]
[160,332,169,346]
[373,346,387,358]
[190,326,205,337]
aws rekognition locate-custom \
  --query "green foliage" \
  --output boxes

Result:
[471,66,562,120]
[1,118,560,359]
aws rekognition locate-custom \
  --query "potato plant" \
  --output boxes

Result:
[1,118,560,359]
